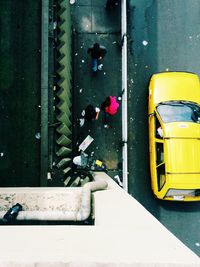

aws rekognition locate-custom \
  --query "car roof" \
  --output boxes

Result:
[164,122,200,138]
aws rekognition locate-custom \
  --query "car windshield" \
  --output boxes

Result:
[157,101,200,123]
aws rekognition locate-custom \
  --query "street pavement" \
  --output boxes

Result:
[71,0,123,180]
[0,0,123,186]
[128,0,200,256]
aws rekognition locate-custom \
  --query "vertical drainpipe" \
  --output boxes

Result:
[121,0,128,191]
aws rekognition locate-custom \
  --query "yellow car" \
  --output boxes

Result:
[148,72,200,201]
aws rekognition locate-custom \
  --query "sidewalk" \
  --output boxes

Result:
[71,0,122,179]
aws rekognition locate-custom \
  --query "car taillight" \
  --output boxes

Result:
[166,189,196,197]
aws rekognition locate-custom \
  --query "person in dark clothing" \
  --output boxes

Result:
[106,0,119,10]
[85,105,100,121]
[87,43,107,72]
[79,105,100,127]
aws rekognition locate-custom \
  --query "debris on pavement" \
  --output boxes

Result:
[142,40,148,46]
[35,132,41,139]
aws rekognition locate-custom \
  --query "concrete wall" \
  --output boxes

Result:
[0,172,199,266]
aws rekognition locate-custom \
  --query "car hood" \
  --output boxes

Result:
[150,72,200,105]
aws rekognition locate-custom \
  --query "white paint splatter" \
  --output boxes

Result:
[35,132,41,139]
[142,40,148,46]
[79,118,85,127]
[53,22,57,30]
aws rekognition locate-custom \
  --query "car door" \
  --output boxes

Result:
[149,110,166,195]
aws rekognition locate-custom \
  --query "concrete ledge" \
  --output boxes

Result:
[92,172,200,265]
[0,174,199,266]
[0,226,199,266]
[0,180,107,221]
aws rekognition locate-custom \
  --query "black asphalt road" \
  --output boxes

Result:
[128,0,200,256]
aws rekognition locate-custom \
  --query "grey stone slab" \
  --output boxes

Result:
[71,6,92,33]
[91,6,120,33]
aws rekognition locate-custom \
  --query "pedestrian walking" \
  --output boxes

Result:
[80,104,100,127]
[87,43,107,72]
[101,96,119,128]
[106,0,119,10]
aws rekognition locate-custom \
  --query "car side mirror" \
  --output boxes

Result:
[148,112,155,117]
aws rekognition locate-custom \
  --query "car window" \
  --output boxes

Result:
[157,163,166,191]
[156,142,164,165]
[155,116,163,139]
[157,101,200,123]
